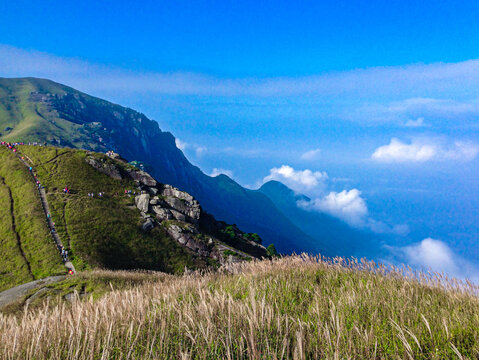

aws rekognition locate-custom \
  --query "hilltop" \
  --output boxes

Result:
[0,143,269,292]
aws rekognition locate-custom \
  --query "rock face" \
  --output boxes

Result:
[85,150,269,264]
[142,218,155,232]
[85,156,122,180]
[135,194,150,213]
[127,169,157,187]
[164,223,209,257]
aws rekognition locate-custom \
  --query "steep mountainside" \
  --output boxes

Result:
[0,77,316,254]
[258,180,381,258]
[0,143,268,291]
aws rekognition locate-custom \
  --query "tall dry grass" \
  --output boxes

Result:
[1,255,478,359]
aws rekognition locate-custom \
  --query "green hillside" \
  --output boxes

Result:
[0,143,269,292]
[0,146,64,291]
[18,145,206,273]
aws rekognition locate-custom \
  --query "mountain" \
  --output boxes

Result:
[258,180,381,258]
[0,143,268,291]
[0,77,317,254]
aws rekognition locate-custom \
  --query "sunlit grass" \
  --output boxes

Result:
[1,255,478,359]
[0,146,64,291]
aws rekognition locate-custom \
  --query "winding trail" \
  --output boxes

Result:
[0,276,66,309]
[2,143,76,275]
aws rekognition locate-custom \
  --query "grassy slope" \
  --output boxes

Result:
[0,78,96,149]
[1,270,170,315]
[0,256,478,359]
[18,145,206,273]
[0,147,64,291]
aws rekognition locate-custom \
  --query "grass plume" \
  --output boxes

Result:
[1,255,478,359]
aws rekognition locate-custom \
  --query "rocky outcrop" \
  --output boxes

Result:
[142,218,155,232]
[135,194,150,213]
[85,156,122,180]
[126,169,157,187]
[164,223,209,257]
[85,150,269,264]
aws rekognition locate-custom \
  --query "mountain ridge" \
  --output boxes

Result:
[0,77,318,254]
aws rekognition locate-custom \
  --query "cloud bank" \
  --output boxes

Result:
[392,238,479,282]
[300,189,367,226]
[2,44,479,103]
[300,148,321,161]
[372,138,479,163]
[263,165,328,194]
[263,165,407,234]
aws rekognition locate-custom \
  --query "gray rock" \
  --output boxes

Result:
[166,224,188,245]
[152,206,173,221]
[142,218,155,232]
[163,196,201,222]
[149,198,159,205]
[147,187,159,196]
[165,223,209,256]
[127,170,157,187]
[135,193,150,213]
[170,209,186,222]
[85,156,122,180]
[140,211,151,219]
[105,151,127,163]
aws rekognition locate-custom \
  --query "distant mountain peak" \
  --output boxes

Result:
[259,180,310,202]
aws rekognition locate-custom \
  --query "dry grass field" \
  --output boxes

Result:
[1,255,478,359]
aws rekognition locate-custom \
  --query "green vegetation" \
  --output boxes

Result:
[244,232,262,244]
[17,145,205,274]
[1,270,170,315]
[221,225,236,239]
[1,256,478,359]
[267,243,278,257]
[0,78,100,150]
[0,146,64,292]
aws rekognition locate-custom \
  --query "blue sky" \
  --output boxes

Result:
[1,1,479,280]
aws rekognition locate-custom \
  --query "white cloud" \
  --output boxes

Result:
[403,238,459,274]
[445,141,479,161]
[210,168,234,178]
[174,138,207,157]
[372,138,437,163]
[386,238,479,282]
[299,189,368,227]
[300,148,321,161]
[350,98,479,125]
[263,165,328,193]
[367,219,410,236]
[263,165,407,234]
[405,117,426,127]
[371,138,479,163]
[195,146,207,157]
[175,138,187,151]
[2,44,479,101]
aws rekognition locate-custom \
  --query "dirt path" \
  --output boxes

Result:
[37,176,76,274]
[0,276,66,309]
[3,143,76,275]
[0,176,34,280]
